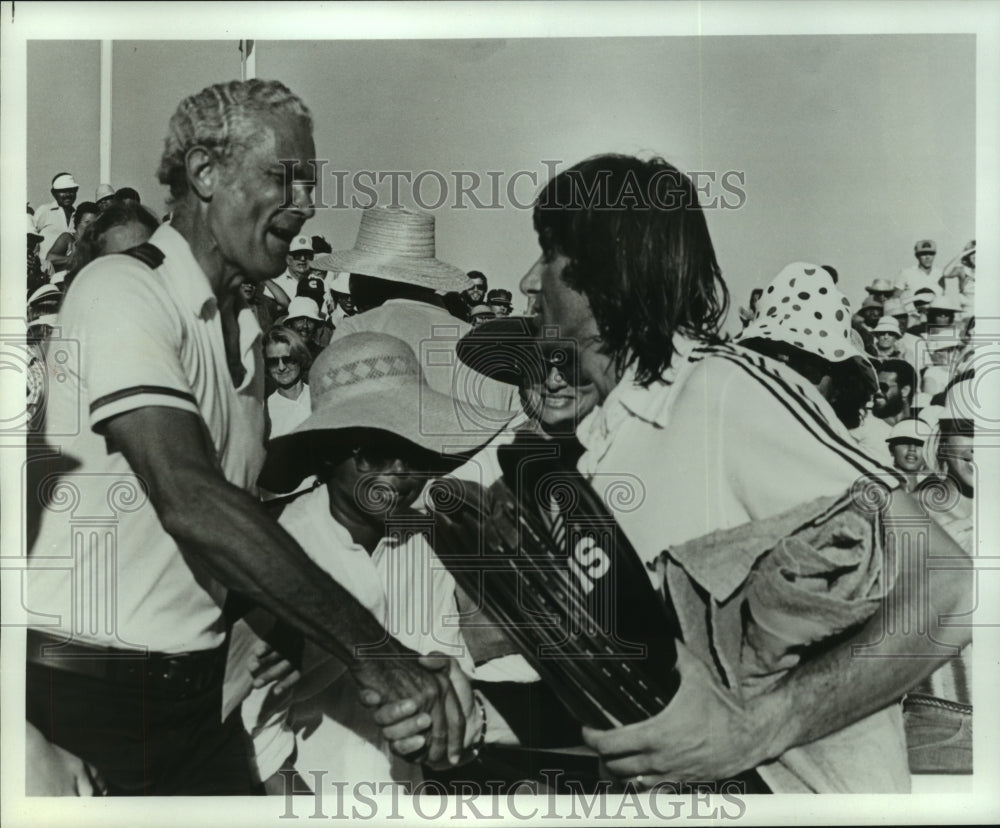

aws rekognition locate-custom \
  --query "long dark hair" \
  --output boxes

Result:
[533,154,729,387]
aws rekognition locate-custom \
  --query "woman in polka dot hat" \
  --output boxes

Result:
[736,261,877,429]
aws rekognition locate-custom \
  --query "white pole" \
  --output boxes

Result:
[246,40,256,80]
[99,40,112,185]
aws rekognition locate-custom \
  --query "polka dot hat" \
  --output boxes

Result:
[737,261,876,385]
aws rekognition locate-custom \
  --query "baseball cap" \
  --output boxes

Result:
[487,289,513,305]
[289,235,313,255]
[914,239,936,255]
[51,173,78,190]
[296,275,326,302]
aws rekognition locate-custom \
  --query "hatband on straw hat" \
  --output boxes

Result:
[736,261,876,388]
[312,207,472,294]
[260,332,515,490]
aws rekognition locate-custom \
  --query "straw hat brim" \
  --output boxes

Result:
[260,380,515,491]
[312,251,472,294]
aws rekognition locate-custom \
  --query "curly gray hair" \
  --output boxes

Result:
[157,79,312,202]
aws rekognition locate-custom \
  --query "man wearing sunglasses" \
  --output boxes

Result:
[264,235,315,310]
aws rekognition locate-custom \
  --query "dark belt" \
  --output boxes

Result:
[26,628,227,699]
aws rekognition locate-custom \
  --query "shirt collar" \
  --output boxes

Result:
[149,223,217,318]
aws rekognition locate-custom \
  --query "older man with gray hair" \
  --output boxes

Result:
[26,79,466,796]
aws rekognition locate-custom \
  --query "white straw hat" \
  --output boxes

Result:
[737,261,876,386]
[312,207,472,293]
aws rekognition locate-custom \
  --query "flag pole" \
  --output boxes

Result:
[99,40,112,184]
[240,40,256,81]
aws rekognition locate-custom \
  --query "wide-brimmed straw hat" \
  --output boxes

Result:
[865,278,895,294]
[928,293,962,313]
[260,332,515,490]
[737,261,877,389]
[312,207,472,294]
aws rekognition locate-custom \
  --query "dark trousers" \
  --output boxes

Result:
[27,658,260,796]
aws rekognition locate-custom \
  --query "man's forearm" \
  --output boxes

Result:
[163,476,398,665]
[753,492,973,758]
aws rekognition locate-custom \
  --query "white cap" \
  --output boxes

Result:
[285,296,323,322]
[51,173,78,190]
[96,183,116,200]
[289,235,313,254]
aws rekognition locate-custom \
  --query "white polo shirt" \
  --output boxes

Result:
[28,223,266,654]
[243,486,470,784]
[33,200,73,260]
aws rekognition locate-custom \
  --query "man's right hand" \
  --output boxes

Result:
[26,723,105,796]
[350,651,467,766]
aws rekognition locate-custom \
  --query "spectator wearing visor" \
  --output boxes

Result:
[34,172,79,260]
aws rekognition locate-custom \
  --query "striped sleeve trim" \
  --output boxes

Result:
[89,385,200,427]
[693,343,906,486]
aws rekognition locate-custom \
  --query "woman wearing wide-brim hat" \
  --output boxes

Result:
[246,332,517,789]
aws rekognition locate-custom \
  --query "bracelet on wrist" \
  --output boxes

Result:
[466,690,488,762]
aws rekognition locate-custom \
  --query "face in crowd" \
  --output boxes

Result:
[890,441,925,474]
[265,340,303,390]
[859,306,883,328]
[287,315,318,341]
[928,308,955,327]
[53,187,78,209]
[74,208,99,238]
[287,248,314,279]
[872,370,907,419]
[464,276,487,305]
[875,329,900,353]
[318,434,442,528]
[916,251,935,270]
[520,356,600,434]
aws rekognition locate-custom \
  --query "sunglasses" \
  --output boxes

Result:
[289,252,314,261]
[266,355,300,368]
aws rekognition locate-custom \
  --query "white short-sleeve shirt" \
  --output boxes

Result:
[28,223,266,653]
